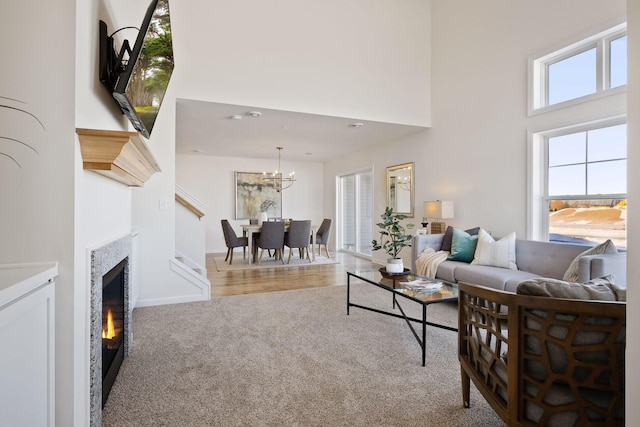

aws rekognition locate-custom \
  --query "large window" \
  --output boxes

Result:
[338,170,373,256]
[530,120,627,247]
[530,24,626,113]
[528,23,627,248]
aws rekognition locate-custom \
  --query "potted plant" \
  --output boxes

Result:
[372,206,415,273]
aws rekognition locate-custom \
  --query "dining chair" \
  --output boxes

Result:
[315,218,333,258]
[221,220,249,264]
[284,220,312,264]
[255,221,285,265]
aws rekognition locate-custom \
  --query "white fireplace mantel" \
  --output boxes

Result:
[76,128,161,186]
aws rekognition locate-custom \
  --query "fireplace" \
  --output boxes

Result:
[101,258,126,407]
[89,234,132,427]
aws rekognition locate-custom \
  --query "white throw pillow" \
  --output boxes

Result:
[471,229,517,270]
[562,239,618,282]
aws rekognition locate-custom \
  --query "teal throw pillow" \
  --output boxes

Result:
[447,228,478,263]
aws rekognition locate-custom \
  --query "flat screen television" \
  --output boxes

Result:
[99,0,174,138]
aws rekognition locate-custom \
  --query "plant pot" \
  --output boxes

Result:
[386,258,404,273]
[379,267,410,279]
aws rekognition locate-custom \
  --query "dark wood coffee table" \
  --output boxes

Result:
[347,269,458,366]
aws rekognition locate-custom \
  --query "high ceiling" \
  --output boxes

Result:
[175,99,428,162]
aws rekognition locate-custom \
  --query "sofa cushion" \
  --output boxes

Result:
[471,229,517,270]
[515,240,587,280]
[447,228,479,262]
[434,260,461,282]
[453,264,525,291]
[516,275,625,301]
[440,226,480,251]
[562,239,618,282]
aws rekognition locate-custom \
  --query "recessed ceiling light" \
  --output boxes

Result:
[192,149,204,153]
[349,122,364,128]
[230,115,242,120]
[246,111,262,118]
[305,152,313,156]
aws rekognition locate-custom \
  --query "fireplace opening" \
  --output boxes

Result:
[102,258,127,408]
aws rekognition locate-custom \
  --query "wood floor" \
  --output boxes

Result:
[207,251,376,297]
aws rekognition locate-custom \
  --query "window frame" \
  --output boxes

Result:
[527,116,627,242]
[528,23,626,115]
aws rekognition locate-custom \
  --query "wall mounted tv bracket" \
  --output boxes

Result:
[99,20,136,92]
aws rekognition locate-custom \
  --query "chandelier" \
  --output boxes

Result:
[263,147,296,192]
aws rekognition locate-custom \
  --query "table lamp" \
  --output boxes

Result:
[422,201,454,234]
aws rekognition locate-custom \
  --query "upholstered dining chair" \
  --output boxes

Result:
[221,220,249,265]
[314,218,333,258]
[284,220,312,264]
[255,221,285,265]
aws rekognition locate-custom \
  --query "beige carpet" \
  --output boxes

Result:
[213,252,339,271]
[102,283,505,426]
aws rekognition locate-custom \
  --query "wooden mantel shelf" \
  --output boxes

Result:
[76,128,161,186]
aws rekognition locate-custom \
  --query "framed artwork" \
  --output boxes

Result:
[235,172,282,220]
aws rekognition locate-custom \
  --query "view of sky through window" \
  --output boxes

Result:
[548,124,626,196]
[548,48,596,105]
[610,36,627,88]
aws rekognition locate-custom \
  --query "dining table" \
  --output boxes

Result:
[241,222,319,265]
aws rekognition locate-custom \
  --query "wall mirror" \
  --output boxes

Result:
[386,162,414,217]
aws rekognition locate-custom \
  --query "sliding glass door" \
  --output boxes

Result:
[338,170,373,256]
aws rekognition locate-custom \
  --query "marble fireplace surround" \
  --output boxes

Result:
[89,233,132,427]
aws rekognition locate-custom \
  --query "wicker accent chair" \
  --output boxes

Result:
[458,282,625,426]
[220,220,248,265]
[314,218,333,258]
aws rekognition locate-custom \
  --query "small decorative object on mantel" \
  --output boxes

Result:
[372,207,415,274]
[76,128,161,186]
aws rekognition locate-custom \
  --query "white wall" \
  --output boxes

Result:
[626,0,639,420]
[0,1,77,425]
[170,0,431,127]
[176,154,324,253]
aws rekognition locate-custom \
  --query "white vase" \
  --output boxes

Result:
[386,258,404,273]
[258,211,268,225]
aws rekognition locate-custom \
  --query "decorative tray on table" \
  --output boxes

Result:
[378,267,411,279]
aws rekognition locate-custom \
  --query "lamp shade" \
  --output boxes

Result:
[423,201,454,219]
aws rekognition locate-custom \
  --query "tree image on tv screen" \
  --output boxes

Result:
[127,0,174,133]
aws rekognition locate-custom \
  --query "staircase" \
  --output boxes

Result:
[174,185,210,292]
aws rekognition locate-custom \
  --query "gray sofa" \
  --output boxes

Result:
[411,234,626,292]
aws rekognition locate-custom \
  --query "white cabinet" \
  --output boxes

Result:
[0,263,57,427]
